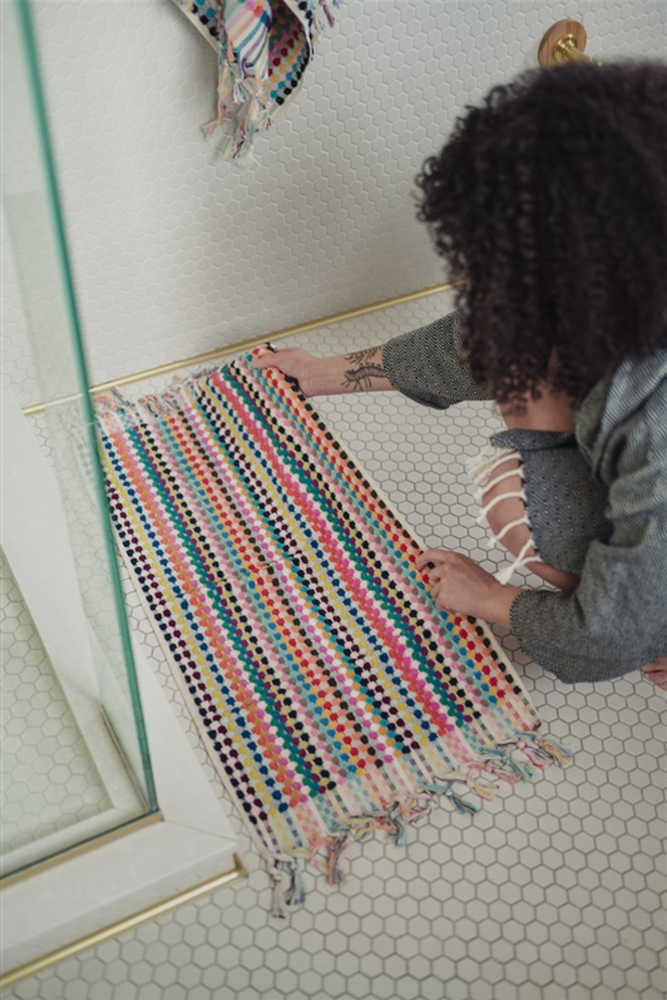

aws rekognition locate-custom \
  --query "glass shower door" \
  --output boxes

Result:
[1,0,157,881]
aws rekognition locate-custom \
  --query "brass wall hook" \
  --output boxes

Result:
[538,19,601,67]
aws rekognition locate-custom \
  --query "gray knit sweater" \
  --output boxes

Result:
[383,312,667,684]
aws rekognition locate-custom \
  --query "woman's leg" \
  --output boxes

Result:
[479,382,666,689]
[480,455,581,593]
[481,385,580,593]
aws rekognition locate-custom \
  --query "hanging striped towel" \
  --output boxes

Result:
[171,0,342,160]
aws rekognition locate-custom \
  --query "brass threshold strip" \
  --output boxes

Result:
[0,853,247,989]
[22,280,460,416]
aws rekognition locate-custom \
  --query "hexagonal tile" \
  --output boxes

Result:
[5,5,666,998]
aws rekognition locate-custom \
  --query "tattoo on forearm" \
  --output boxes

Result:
[343,364,387,390]
[342,347,387,391]
[344,347,382,366]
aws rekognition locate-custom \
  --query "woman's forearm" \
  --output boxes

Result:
[310,345,394,395]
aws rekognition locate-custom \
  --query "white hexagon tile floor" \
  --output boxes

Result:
[7,292,666,1000]
[0,547,111,859]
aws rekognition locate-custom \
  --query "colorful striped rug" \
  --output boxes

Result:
[97,346,573,916]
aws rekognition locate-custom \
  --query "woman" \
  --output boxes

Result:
[254,60,667,689]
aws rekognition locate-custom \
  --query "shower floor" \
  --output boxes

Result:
[15,290,665,1000]
[0,546,112,863]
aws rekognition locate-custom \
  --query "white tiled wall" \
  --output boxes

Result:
[3,0,666,405]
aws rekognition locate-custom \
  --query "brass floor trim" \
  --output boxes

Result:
[0,853,247,989]
[22,280,460,415]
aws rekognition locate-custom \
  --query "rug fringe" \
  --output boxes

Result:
[477,746,535,782]
[495,730,574,771]
[268,852,311,919]
[312,0,338,36]
[95,361,232,428]
[304,783,480,895]
[266,729,573,917]
[95,353,273,429]
[270,868,288,920]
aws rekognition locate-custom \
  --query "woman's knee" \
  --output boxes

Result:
[481,456,580,593]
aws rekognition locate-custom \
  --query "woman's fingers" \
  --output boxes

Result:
[415,548,451,571]
[642,668,667,690]
[430,579,453,613]
[252,350,284,370]
[641,660,667,691]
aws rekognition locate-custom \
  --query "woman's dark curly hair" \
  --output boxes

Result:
[415,60,667,407]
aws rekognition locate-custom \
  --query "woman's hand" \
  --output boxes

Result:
[252,343,393,397]
[416,549,522,626]
[641,657,667,691]
[252,347,322,397]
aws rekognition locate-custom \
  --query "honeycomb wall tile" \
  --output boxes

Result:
[3,0,665,405]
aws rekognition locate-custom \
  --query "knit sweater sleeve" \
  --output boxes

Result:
[509,394,667,683]
[382,311,493,409]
